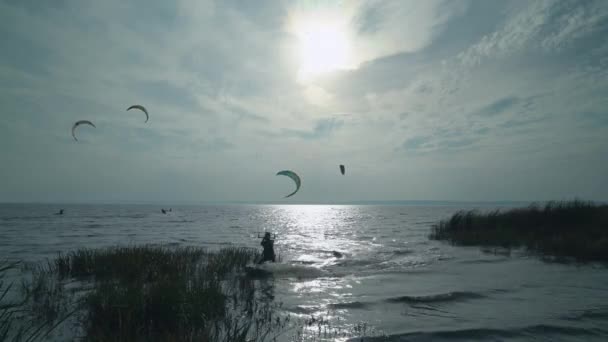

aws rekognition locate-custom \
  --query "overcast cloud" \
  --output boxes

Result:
[1,0,607,203]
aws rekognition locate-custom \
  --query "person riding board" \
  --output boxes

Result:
[258,232,276,264]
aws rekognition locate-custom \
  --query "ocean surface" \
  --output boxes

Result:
[1,203,608,341]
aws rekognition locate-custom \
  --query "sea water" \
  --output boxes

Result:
[1,203,607,341]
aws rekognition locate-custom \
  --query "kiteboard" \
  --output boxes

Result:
[245,263,274,277]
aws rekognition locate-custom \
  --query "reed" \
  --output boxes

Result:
[430,200,608,261]
[20,245,294,341]
[2,260,70,342]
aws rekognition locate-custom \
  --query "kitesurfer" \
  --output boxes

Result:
[258,232,276,264]
[55,209,64,215]
[161,209,166,214]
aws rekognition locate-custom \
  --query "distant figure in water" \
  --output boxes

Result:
[161,209,167,214]
[55,209,64,215]
[258,232,276,264]
[169,208,172,212]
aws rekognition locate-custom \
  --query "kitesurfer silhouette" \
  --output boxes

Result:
[258,232,276,264]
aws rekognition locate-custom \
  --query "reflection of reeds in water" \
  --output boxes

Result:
[291,318,381,342]
[430,200,608,262]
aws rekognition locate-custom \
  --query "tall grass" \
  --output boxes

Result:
[0,260,22,340]
[20,245,292,341]
[430,200,608,261]
[1,260,71,342]
[16,244,380,341]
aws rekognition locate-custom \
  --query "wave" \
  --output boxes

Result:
[360,324,604,341]
[1,216,50,221]
[386,291,485,304]
[293,260,317,265]
[459,258,509,264]
[116,215,146,219]
[328,301,369,309]
[562,308,608,321]
[245,263,325,279]
[290,305,317,314]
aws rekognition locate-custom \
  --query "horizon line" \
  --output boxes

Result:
[1,198,602,206]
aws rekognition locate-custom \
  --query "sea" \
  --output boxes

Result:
[1,203,608,341]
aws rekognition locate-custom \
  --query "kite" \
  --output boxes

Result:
[276,170,301,198]
[127,105,149,123]
[71,120,96,141]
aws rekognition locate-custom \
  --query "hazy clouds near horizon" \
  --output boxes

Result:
[1,0,607,203]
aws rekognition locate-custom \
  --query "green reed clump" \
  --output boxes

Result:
[429,200,608,261]
[2,260,70,342]
[18,245,381,341]
[20,245,300,341]
[0,260,23,340]
[81,273,228,341]
[205,247,260,277]
[50,245,208,282]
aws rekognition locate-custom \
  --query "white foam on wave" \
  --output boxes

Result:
[246,262,326,279]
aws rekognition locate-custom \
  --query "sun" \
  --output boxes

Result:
[290,12,355,83]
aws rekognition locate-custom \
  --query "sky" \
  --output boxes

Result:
[1,0,607,204]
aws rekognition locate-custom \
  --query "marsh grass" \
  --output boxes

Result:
[2,260,72,342]
[17,244,378,341]
[430,200,608,261]
[49,245,207,281]
[20,245,296,341]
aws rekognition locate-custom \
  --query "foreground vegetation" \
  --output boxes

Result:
[1,260,70,342]
[16,245,291,341]
[4,245,378,341]
[430,200,608,262]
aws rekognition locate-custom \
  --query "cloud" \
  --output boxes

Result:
[475,97,520,117]
[577,111,608,127]
[351,0,470,64]
[132,80,200,111]
[403,136,432,150]
[457,0,608,67]
[282,118,344,141]
[499,117,547,129]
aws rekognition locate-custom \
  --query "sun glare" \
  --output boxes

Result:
[290,13,354,83]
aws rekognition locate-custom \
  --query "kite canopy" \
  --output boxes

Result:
[276,170,301,198]
[127,105,149,123]
[71,120,96,141]
[340,164,345,175]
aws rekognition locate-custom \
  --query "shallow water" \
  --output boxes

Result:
[1,203,608,341]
